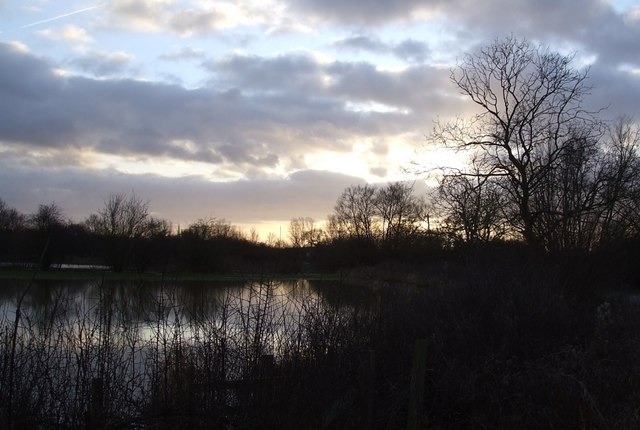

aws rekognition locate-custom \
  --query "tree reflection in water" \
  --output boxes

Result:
[0,278,372,429]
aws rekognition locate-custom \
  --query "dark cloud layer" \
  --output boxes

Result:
[70,50,133,77]
[0,43,459,171]
[291,0,640,68]
[288,0,443,24]
[334,35,430,63]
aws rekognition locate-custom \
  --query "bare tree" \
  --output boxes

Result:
[30,202,65,232]
[434,36,601,247]
[436,162,508,244]
[598,117,640,241]
[183,217,243,240]
[86,193,168,271]
[0,199,25,231]
[0,199,25,263]
[265,232,285,248]
[29,202,66,269]
[532,134,604,250]
[289,217,323,247]
[374,182,426,248]
[531,117,640,249]
[331,184,380,242]
[86,194,149,238]
[248,227,260,244]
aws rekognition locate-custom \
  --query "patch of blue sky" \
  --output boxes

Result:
[609,0,639,13]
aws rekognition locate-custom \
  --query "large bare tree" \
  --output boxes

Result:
[434,36,602,247]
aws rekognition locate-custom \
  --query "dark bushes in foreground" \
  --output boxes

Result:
[2,249,640,428]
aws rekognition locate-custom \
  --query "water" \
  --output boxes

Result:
[0,277,343,349]
[0,278,379,427]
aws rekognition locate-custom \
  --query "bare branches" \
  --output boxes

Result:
[288,217,323,248]
[328,182,427,248]
[437,36,603,247]
[85,193,170,271]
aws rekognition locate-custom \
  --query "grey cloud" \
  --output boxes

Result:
[443,0,640,67]
[587,65,640,121]
[584,18,640,66]
[333,35,387,52]
[393,39,429,63]
[108,1,244,36]
[326,61,454,113]
[213,52,457,116]
[0,43,62,100]
[71,50,133,77]
[109,0,163,28]
[159,47,206,62]
[111,0,154,18]
[2,43,453,173]
[290,0,640,68]
[168,9,223,36]
[213,54,324,93]
[0,44,74,145]
[287,0,443,24]
[0,45,276,165]
[334,35,430,63]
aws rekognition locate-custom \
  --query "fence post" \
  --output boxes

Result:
[89,378,104,430]
[359,349,375,428]
[407,339,428,430]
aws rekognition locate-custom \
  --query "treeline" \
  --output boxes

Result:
[0,186,442,274]
[0,195,283,273]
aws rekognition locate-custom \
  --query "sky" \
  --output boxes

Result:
[0,0,639,238]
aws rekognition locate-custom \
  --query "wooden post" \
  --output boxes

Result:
[89,378,104,430]
[407,339,428,430]
[359,349,375,428]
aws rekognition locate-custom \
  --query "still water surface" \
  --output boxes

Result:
[0,277,373,361]
[0,278,350,341]
[0,278,372,426]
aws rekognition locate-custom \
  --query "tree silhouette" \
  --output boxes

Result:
[85,193,169,271]
[433,36,605,247]
[29,202,65,269]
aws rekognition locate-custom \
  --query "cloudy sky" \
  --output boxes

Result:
[1,0,639,237]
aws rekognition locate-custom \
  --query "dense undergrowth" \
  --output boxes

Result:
[1,245,640,429]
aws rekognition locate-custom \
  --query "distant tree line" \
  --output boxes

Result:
[0,194,288,273]
[0,184,438,273]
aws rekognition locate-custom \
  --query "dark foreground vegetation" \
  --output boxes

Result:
[2,245,640,429]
